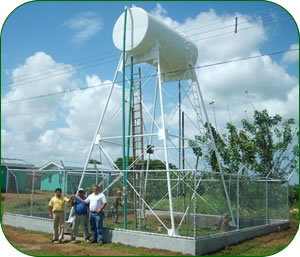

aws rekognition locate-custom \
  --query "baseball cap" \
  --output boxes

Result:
[78,188,85,192]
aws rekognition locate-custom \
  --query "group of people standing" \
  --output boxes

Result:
[48,185,118,245]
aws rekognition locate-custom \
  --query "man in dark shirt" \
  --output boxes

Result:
[71,188,89,241]
[111,190,123,223]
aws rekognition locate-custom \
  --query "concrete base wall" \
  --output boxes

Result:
[2,213,289,255]
[195,221,290,255]
[103,228,195,255]
[2,213,53,233]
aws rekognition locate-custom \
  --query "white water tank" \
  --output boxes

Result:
[112,7,198,82]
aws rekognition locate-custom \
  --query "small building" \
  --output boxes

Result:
[1,158,35,193]
[39,161,112,194]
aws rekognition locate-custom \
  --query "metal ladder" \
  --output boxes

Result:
[191,82,204,134]
[131,68,146,229]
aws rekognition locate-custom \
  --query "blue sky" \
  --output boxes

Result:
[0,1,299,184]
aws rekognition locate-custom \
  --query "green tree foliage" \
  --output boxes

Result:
[114,157,177,171]
[189,109,299,178]
[88,159,102,164]
[289,184,299,206]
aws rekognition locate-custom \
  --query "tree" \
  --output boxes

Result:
[189,109,299,178]
[88,159,102,164]
[114,157,177,171]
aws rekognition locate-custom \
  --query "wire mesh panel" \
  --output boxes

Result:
[239,178,267,228]
[3,169,23,215]
[2,167,290,239]
[267,180,289,221]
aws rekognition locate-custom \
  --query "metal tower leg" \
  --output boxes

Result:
[156,43,177,236]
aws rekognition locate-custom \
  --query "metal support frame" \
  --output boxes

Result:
[192,72,236,226]
[73,11,240,236]
[67,54,123,222]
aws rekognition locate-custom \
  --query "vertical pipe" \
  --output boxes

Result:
[179,81,182,170]
[178,81,181,211]
[122,7,128,230]
[193,168,196,238]
[182,111,185,171]
[182,110,187,226]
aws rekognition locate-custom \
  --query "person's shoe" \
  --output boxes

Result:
[98,241,104,246]
[51,239,57,243]
[85,239,90,243]
[71,237,76,241]
[88,240,97,243]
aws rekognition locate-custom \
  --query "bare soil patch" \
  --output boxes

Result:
[3,226,135,256]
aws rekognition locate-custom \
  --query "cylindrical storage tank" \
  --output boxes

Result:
[113,7,198,81]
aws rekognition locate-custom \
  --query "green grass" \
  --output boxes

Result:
[12,245,65,257]
[206,242,287,256]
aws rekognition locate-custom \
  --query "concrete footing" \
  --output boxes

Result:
[2,213,289,255]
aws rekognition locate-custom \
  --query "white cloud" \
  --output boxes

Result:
[151,3,180,28]
[63,11,103,43]
[2,52,76,141]
[282,43,299,64]
[198,52,297,103]
[1,50,126,166]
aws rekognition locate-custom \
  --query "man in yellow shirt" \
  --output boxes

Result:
[48,188,73,243]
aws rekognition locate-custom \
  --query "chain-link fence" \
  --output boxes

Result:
[3,168,289,239]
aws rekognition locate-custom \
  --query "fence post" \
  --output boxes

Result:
[10,170,21,213]
[4,167,10,213]
[286,181,289,220]
[193,169,196,238]
[30,169,35,217]
[265,179,269,224]
[237,174,240,230]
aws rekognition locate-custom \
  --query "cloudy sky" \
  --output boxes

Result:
[1,1,299,179]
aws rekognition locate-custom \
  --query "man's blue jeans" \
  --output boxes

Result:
[89,212,104,243]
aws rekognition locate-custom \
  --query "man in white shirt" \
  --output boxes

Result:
[76,185,107,245]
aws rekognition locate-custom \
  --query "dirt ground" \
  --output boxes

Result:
[2,226,133,256]
[2,226,183,256]
[1,192,53,204]
[2,219,299,256]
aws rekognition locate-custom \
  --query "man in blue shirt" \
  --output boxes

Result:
[71,188,89,241]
